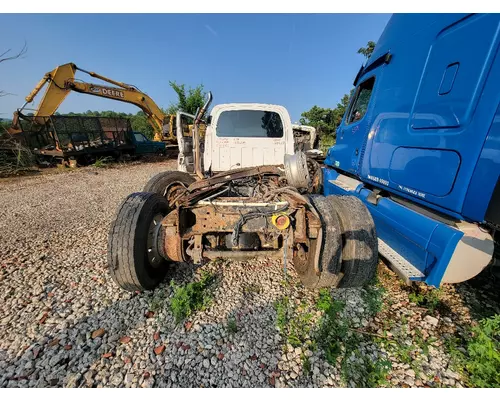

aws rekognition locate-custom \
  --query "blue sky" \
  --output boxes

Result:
[0,13,391,122]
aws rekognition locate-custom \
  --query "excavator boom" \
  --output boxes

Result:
[10,63,174,144]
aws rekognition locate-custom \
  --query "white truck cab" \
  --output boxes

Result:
[177,103,295,174]
[204,104,294,173]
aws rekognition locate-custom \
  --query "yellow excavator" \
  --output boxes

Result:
[9,62,177,145]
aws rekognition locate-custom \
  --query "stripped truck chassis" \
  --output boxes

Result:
[162,196,321,265]
[108,153,378,292]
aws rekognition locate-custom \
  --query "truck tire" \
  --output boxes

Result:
[293,195,343,289]
[328,195,378,287]
[107,192,170,291]
[143,171,196,201]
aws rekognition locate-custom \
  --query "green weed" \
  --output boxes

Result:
[243,283,262,295]
[314,289,393,387]
[408,287,442,313]
[288,306,314,348]
[274,297,314,348]
[365,359,392,387]
[466,315,500,387]
[149,291,167,313]
[362,278,386,316]
[93,156,113,168]
[302,354,312,376]
[315,289,348,364]
[169,271,216,323]
[274,296,289,332]
[226,317,238,334]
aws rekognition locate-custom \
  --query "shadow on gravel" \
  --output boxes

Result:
[0,261,201,388]
[454,266,500,320]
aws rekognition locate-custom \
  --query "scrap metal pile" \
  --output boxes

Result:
[15,113,133,159]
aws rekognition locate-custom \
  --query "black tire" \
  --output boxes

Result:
[328,195,378,288]
[143,171,196,199]
[293,195,343,289]
[107,192,170,291]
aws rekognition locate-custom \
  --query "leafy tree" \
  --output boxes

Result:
[299,106,337,137]
[130,111,154,139]
[299,94,351,143]
[357,41,376,60]
[167,81,206,115]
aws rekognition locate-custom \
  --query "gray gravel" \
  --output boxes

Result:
[0,160,494,387]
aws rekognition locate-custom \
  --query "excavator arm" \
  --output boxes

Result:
[10,63,174,143]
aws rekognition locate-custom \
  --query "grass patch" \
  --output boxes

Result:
[226,317,238,334]
[288,304,314,347]
[362,278,386,316]
[316,289,348,364]
[169,271,216,324]
[301,354,312,376]
[466,315,500,387]
[407,286,443,313]
[93,156,113,168]
[274,296,289,332]
[274,296,314,348]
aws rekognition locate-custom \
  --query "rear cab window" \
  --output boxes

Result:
[134,133,147,142]
[345,77,375,125]
[216,110,284,138]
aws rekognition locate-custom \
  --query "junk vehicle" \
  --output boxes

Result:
[8,63,179,146]
[292,124,324,161]
[16,114,165,165]
[108,13,500,292]
[107,93,375,291]
[176,113,322,173]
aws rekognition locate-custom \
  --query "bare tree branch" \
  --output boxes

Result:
[0,41,27,64]
[0,90,14,97]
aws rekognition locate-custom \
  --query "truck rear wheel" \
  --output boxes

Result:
[143,171,196,202]
[329,195,378,287]
[107,192,170,291]
[293,195,343,289]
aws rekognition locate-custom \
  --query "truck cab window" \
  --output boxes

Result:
[216,110,284,138]
[346,77,375,125]
[134,133,147,142]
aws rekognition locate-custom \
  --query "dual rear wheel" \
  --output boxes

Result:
[293,195,378,289]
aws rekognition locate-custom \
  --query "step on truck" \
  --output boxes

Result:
[108,13,500,291]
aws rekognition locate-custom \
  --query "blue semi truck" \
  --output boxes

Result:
[324,13,500,287]
[107,13,499,292]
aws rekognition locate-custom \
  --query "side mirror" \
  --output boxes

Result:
[206,115,212,125]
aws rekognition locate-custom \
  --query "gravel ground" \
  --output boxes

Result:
[0,160,498,388]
